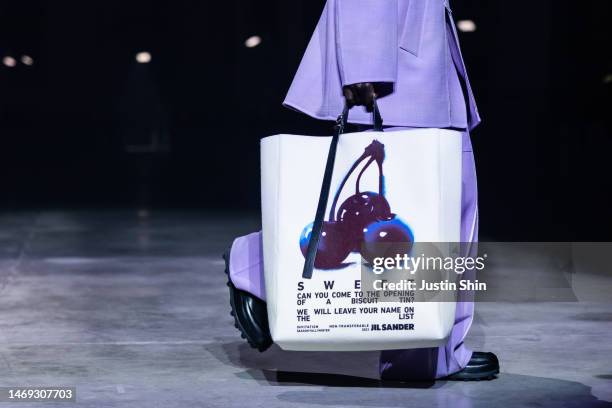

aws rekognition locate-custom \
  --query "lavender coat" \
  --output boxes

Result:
[283,0,481,130]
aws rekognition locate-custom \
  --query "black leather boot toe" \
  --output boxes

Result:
[445,351,500,381]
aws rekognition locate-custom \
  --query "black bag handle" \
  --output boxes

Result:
[302,99,383,279]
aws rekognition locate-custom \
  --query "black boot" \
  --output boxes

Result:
[444,351,500,381]
[223,249,273,352]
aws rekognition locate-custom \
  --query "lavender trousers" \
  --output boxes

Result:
[229,130,478,380]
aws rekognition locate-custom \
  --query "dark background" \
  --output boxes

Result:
[0,0,610,240]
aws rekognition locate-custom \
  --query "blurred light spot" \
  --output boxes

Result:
[21,55,34,66]
[245,35,262,48]
[136,51,151,63]
[2,56,16,67]
[137,208,150,219]
[457,20,477,32]
[603,74,612,84]
[45,257,100,265]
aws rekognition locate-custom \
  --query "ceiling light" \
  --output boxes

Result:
[135,51,151,63]
[245,35,262,48]
[21,55,34,66]
[457,20,477,32]
[2,56,17,67]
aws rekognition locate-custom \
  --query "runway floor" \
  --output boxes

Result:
[0,210,611,407]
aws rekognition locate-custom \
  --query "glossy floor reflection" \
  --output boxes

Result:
[0,211,611,407]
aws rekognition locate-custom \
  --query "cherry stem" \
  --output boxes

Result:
[378,160,384,196]
[355,157,375,194]
[328,140,386,222]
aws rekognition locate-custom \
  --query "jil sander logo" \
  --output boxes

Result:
[371,323,415,331]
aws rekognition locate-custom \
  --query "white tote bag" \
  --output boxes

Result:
[261,107,462,351]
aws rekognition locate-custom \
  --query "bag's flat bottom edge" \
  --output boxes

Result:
[273,338,449,352]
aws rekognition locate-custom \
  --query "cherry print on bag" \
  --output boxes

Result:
[299,140,414,270]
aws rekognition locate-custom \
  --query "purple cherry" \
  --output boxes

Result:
[299,221,353,269]
[360,215,414,264]
[337,191,391,250]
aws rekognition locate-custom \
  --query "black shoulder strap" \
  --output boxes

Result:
[302,100,383,279]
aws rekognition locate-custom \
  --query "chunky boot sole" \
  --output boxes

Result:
[223,249,273,352]
[444,368,499,381]
[444,351,500,381]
